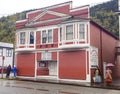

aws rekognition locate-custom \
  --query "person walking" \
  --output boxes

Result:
[6,64,11,78]
[13,65,17,78]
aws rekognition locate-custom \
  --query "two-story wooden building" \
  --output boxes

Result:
[0,42,14,67]
[15,1,117,82]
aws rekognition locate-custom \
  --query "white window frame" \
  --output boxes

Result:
[65,24,74,41]
[78,23,86,41]
[41,29,53,44]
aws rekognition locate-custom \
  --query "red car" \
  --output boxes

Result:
[0,66,7,73]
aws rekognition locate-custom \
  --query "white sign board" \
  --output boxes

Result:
[90,46,98,67]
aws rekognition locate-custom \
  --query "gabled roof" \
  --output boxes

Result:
[28,10,70,23]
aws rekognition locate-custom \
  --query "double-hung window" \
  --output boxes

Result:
[79,24,85,40]
[6,49,12,57]
[0,48,2,56]
[59,27,62,42]
[48,29,52,43]
[20,32,25,44]
[29,32,34,44]
[66,24,73,40]
[42,29,53,44]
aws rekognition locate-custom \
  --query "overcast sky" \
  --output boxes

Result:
[0,0,111,17]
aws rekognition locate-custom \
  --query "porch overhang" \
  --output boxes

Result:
[37,60,57,62]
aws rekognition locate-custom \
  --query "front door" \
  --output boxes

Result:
[48,62,57,76]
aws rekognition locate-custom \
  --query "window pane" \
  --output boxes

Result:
[20,32,25,44]
[66,25,73,40]
[0,48,2,56]
[6,49,12,57]
[30,32,34,44]
[60,27,62,41]
[48,29,52,43]
[42,30,47,43]
[79,24,85,40]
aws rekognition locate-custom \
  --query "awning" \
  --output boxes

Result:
[37,60,57,62]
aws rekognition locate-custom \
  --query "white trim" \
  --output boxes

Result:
[59,78,90,83]
[70,5,89,12]
[35,52,37,78]
[16,19,27,23]
[26,16,71,26]
[57,51,59,80]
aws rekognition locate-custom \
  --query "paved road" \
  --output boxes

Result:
[0,79,120,94]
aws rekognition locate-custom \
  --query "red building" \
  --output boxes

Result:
[15,1,117,82]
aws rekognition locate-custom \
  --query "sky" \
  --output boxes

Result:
[0,0,111,17]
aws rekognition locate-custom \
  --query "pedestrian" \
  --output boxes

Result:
[6,64,11,78]
[13,65,17,78]
[105,67,112,83]
[93,67,102,83]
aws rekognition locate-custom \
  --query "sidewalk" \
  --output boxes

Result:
[16,76,120,90]
[0,74,120,90]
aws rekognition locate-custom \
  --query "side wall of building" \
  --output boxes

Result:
[90,22,116,78]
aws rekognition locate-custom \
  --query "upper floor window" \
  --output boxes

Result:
[66,24,73,40]
[42,29,53,44]
[0,48,3,56]
[20,32,25,44]
[79,24,85,40]
[29,32,34,44]
[6,49,12,57]
[59,27,62,42]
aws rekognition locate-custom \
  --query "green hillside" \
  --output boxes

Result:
[0,0,119,44]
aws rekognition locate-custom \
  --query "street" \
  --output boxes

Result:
[0,80,120,94]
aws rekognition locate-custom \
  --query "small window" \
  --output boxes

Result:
[48,29,52,43]
[79,24,85,40]
[20,32,25,44]
[41,52,51,60]
[59,27,62,42]
[66,24,73,40]
[30,32,34,44]
[42,30,47,43]
[39,62,47,68]
[0,48,3,56]
[6,49,12,57]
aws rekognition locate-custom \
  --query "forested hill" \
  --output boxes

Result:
[0,0,119,44]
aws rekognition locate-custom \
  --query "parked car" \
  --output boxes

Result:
[0,66,7,73]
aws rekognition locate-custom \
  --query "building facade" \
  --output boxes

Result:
[15,1,117,82]
[0,42,14,67]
